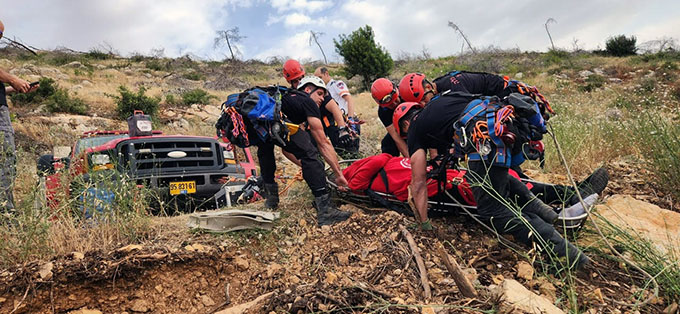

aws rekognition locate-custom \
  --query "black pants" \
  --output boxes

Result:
[467,161,583,262]
[511,166,576,205]
[257,130,327,197]
[380,133,400,157]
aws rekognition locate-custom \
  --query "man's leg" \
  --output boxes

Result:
[257,142,279,209]
[0,130,16,212]
[284,130,351,226]
[491,212,589,269]
[380,133,400,157]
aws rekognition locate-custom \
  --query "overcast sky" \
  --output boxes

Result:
[2,0,679,62]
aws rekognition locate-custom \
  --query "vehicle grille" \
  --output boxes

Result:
[118,138,222,175]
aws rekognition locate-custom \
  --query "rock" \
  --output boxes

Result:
[0,59,13,68]
[325,272,338,284]
[66,61,85,69]
[124,69,135,76]
[129,299,150,312]
[515,72,524,79]
[554,73,568,80]
[421,306,436,314]
[68,308,103,314]
[81,80,93,87]
[234,255,249,271]
[95,64,107,70]
[538,280,557,302]
[203,105,221,117]
[38,262,54,280]
[516,261,534,280]
[23,63,39,73]
[201,295,215,307]
[71,252,85,260]
[0,297,5,303]
[336,252,349,265]
[266,263,282,277]
[593,68,605,76]
[70,85,83,91]
[117,244,143,253]
[595,195,680,255]
[608,77,623,83]
[154,285,163,293]
[9,68,32,76]
[605,108,623,121]
[578,70,594,78]
[494,279,564,314]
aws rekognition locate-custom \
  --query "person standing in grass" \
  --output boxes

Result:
[0,19,39,212]
[314,66,361,135]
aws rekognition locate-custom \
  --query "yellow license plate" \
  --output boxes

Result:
[169,181,196,195]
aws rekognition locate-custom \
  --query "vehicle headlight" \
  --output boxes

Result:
[91,153,113,171]
[223,149,235,164]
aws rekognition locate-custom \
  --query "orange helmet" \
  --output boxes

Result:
[392,102,423,138]
[398,73,430,103]
[282,59,305,83]
[371,78,400,109]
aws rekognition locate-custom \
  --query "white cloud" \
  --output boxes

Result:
[271,0,333,13]
[285,13,313,26]
[254,31,318,61]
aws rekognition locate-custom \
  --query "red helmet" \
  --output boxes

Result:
[282,59,305,83]
[371,78,400,109]
[398,73,429,103]
[392,102,423,138]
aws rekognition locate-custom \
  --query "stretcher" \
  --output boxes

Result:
[326,159,589,233]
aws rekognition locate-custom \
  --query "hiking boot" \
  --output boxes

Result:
[314,193,352,226]
[569,168,609,205]
[560,194,598,219]
[525,199,559,224]
[263,183,279,209]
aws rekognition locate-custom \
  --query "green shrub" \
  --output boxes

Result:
[543,49,569,65]
[632,113,680,201]
[180,89,216,106]
[45,89,88,114]
[182,72,205,81]
[9,77,88,114]
[164,94,178,106]
[84,49,113,60]
[145,59,165,71]
[606,35,637,56]
[334,25,394,90]
[578,74,605,92]
[111,86,160,119]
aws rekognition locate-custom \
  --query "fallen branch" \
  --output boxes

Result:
[399,225,431,299]
[2,37,38,55]
[436,243,478,298]
[214,291,274,314]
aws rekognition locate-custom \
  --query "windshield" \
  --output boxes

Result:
[74,134,129,155]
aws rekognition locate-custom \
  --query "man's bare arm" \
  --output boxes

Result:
[0,68,30,94]
[385,125,409,157]
[410,148,429,223]
[326,99,347,128]
[342,94,355,117]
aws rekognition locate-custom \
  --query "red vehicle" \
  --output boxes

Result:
[38,129,257,213]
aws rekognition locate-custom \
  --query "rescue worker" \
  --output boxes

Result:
[398,71,507,105]
[396,94,590,269]
[0,19,39,212]
[297,76,355,156]
[314,66,361,134]
[283,60,356,157]
[257,73,352,226]
[371,78,406,157]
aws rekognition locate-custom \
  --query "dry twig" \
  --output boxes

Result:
[399,225,431,299]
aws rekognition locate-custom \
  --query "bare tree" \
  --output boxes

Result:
[214,27,246,60]
[309,30,328,64]
[447,21,476,54]
[545,18,557,51]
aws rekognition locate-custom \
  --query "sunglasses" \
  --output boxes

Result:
[379,87,398,105]
[0,30,3,40]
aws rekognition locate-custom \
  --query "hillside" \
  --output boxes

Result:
[1,47,680,313]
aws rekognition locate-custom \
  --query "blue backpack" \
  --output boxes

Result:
[216,85,291,148]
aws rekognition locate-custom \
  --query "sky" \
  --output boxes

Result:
[1,0,679,62]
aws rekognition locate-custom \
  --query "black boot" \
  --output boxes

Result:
[569,168,609,205]
[525,199,559,224]
[263,183,279,209]
[314,193,351,226]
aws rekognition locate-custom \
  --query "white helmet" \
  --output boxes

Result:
[297,76,327,93]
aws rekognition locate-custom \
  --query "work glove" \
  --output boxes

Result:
[347,116,361,135]
[338,126,353,147]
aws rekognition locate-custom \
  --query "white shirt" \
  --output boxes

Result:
[327,79,351,115]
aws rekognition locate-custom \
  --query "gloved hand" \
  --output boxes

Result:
[347,116,361,135]
[338,126,352,147]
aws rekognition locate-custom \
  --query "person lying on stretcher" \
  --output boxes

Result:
[341,153,608,221]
